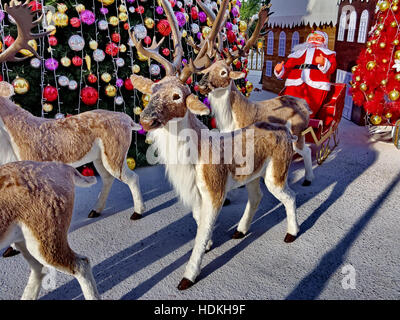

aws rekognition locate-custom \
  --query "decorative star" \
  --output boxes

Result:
[392,59,400,72]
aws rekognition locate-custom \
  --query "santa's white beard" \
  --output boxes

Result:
[291,41,327,54]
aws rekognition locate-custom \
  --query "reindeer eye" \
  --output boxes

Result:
[220,70,228,77]
[172,93,181,101]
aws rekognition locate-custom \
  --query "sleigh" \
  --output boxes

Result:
[281,83,347,165]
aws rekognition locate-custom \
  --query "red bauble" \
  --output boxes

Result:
[162,48,170,56]
[210,117,217,129]
[48,36,58,46]
[111,33,121,43]
[0,75,3,82]
[232,45,238,51]
[124,23,129,30]
[43,85,58,102]
[28,1,42,11]
[191,7,198,20]
[106,43,119,56]
[235,61,241,69]
[81,166,94,177]
[241,87,246,94]
[169,0,176,7]
[157,19,171,36]
[70,17,81,28]
[186,77,192,85]
[81,86,98,106]
[227,30,236,44]
[144,36,152,45]
[4,35,15,47]
[124,78,134,91]
[194,84,199,92]
[136,6,144,14]
[72,56,83,66]
[87,73,97,83]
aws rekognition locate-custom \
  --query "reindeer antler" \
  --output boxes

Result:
[128,0,183,76]
[0,0,50,63]
[224,3,272,65]
[179,0,229,83]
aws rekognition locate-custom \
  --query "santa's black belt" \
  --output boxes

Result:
[294,64,319,70]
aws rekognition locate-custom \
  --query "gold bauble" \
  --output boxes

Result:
[43,103,53,113]
[52,12,68,27]
[202,26,211,39]
[366,61,376,71]
[12,77,29,94]
[385,112,393,119]
[371,40,377,45]
[61,56,71,67]
[379,42,386,49]
[370,115,382,125]
[184,13,189,22]
[245,81,253,92]
[144,17,155,29]
[137,51,148,61]
[75,4,85,13]
[393,5,398,11]
[105,84,117,97]
[395,74,400,81]
[359,83,368,91]
[378,24,384,31]
[132,64,141,74]
[395,50,400,60]
[89,40,98,50]
[239,21,248,33]
[119,12,128,22]
[119,44,127,53]
[381,79,388,86]
[383,58,388,63]
[101,73,112,83]
[47,25,57,36]
[20,40,37,57]
[366,48,372,54]
[133,107,142,115]
[207,17,213,27]
[367,93,375,100]
[57,3,68,13]
[97,0,115,6]
[375,29,381,36]
[366,41,372,47]
[394,0,399,4]
[355,76,361,82]
[182,30,187,38]
[391,21,398,28]
[351,65,358,73]
[109,16,119,27]
[119,4,127,12]
[379,0,390,11]
[389,89,400,101]
[142,94,150,107]
[393,39,400,45]
[126,157,136,170]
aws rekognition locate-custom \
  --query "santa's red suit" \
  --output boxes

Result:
[274,32,337,116]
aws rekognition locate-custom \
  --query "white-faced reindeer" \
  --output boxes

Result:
[0,2,145,225]
[0,161,100,300]
[198,4,315,186]
[130,0,299,290]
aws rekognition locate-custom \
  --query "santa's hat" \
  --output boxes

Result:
[307,30,329,47]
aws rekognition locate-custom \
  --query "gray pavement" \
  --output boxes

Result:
[1,87,400,300]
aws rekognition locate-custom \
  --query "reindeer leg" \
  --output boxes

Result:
[233,178,262,239]
[294,136,314,186]
[73,255,100,300]
[14,241,45,300]
[88,160,115,218]
[193,206,213,252]
[178,203,220,290]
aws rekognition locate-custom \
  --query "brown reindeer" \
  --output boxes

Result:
[198,4,314,187]
[0,161,100,299]
[130,0,299,290]
[0,1,145,257]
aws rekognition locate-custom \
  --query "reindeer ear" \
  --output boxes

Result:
[229,71,246,80]
[132,122,142,131]
[130,74,154,95]
[186,94,210,116]
[0,82,14,98]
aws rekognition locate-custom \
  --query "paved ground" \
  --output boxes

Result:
[1,83,400,300]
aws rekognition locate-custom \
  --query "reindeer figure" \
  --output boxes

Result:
[198,4,315,187]
[0,1,146,221]
[0,161,100,300]
[130,0,299,290]
[0,1,145,257]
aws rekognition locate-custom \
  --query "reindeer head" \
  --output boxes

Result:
[129,0,229,131]
[198,4,272,95]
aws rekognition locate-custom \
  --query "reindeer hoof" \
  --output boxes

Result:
[130,212,143,220]
[284,233,297,243]
[302,180,312,187]
[2,247,20,258]
[88,210,101,219]
[232,231,246,239]
[223,199,231,206]
[177,278,194,291]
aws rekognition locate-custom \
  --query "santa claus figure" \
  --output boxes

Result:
[274,31,337,116]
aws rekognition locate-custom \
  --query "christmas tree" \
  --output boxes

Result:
[352,0,400,126]
[0,0,253,166]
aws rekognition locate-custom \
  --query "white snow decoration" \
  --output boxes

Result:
[392,59,400,72]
